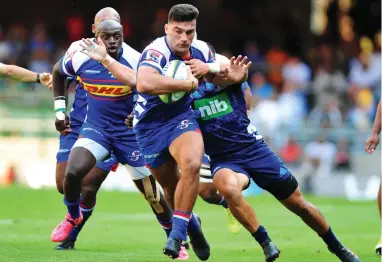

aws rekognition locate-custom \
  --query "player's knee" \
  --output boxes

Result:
[65,164,85,183]
[180,156,201,178]
[218,182,241,201]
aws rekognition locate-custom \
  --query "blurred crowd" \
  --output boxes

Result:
[0,0,380,177]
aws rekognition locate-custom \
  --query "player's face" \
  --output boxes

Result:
[165,20,196,55]
[97,29,123,56]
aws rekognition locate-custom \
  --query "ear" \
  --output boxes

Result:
[164,24,168,34]
[92,24,96,34]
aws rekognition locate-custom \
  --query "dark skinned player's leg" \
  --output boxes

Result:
[64,147,96,203]
[51,146,97,243]
[55,162,66,194]
[148,157,179,210]
[133,175,174,237]
[198,181,224,205]
[56,166,108,250]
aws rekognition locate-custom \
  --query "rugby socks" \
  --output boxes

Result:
[319,227,343,254]
[252,225,271,246]
[68,204,95,241]
[64,197,81,219]
[218,197,229,209]
[158,218,173,238]
[187,213,200,232]
[170,211,190,241]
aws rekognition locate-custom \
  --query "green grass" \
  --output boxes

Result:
[0,186,379,262]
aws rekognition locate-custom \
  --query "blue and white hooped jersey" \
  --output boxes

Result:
[193,82,263,159]
[134,36,215,129]
[60,41,141,135]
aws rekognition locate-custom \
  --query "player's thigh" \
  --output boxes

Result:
[251,160,298,201]
[213,168,250,197]
[169,131,204,174]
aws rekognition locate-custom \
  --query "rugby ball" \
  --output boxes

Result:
[159,60,187,104]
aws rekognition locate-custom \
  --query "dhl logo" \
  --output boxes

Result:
[80,80,132,97]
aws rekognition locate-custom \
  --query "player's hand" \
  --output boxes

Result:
[55,113,71,136]
[222,56,252,83]
[186,66,199,90]
[79,38,107,62]
[365,133,380,154]
[40,73,52,89]
[184,59,210,78]
[125,112,134,129]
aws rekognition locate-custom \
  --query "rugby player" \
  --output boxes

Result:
[51,18,174,256]
[189,52,360,262]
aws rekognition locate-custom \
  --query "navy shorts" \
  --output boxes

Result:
[135,115,201,168]
[56,125,118,172]
[210,140,298,200]
[75,122,144,167]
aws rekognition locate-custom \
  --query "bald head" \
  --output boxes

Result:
[92,7,120,33]
[96,20,122,35]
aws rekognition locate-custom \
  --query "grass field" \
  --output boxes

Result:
[0,186,380,262]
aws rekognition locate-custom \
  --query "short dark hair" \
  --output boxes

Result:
[168,4,199,23]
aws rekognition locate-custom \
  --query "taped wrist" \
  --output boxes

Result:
[54,96,66,120]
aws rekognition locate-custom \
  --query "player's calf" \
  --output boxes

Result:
[280,185,360,261]
[133,174,174,237]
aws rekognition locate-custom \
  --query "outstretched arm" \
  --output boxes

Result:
[0,62,52,88]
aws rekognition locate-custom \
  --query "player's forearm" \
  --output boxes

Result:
[104,62,136,87]
[52,63,67,98]
[137,74,193,95]
[0,63,38,82]
[372,101,381,135]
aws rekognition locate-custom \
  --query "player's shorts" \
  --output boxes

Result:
[210,139,298,200]
[73,122,145,167]
[200,153,213,183]
[135,116,201,169]
[56,125,118,172]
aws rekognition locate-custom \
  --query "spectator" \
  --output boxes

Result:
[265,43,288,88]
[300,134,336,192]
[334,139,352,171]
[28,24,53,80]
[282,56,311,88]
[307,96,343,128]
[250,72,273,102]
[280,137,303,167]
